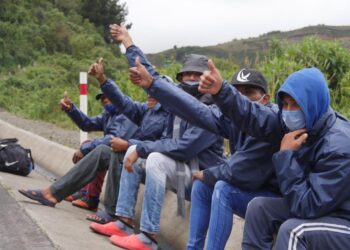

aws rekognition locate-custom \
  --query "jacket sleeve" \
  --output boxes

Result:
[213,82,284,144]
[136,125,219,161]
[273,149,350,218]
[101,79,147,126]
[80,134,112,155]
[66,104,104,132]
[125,45,159,78]
[147,78,232,138]
[202,139,278,189]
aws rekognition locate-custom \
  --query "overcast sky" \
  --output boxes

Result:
[122,0,349,53]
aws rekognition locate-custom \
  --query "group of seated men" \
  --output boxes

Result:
[18,24,350,250]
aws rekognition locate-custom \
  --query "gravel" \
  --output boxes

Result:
[0,108,99,149]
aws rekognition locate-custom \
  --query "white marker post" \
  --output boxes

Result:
[79,72,88,144]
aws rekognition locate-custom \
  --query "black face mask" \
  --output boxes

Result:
[179,81,201,97]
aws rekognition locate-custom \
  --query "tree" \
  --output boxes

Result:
[80,0,129,43]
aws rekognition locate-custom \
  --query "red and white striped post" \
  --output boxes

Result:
[79,72,88,144]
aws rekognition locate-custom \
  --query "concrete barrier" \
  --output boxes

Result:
[0,118,243,249]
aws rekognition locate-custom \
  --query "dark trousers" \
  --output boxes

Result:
[242,197,350,250]
[50,144,124,215]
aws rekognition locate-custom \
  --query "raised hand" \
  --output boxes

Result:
[128,57,153,88]
[88,57,106,84]
[124,149,139,173]
[60,91,72,111]
[198,59,223,95]
[280,129,308,151]
[109,23,134,49]
[110,136,129,152]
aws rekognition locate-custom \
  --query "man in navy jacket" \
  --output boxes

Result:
[60,91,135,162]
[85,59,170,223]
[198,61,350,250]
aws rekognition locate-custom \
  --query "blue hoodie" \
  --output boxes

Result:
[212,67,350,219]
[277,67,330,130]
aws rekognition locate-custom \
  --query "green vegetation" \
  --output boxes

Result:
[258,37,350,117]
[1,0,350,130]
[0,0,143,129]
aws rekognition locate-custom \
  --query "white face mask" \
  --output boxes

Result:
[253,94,265,104]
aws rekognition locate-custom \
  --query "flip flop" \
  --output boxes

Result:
[18,189,56,207]
[86,209,116,224]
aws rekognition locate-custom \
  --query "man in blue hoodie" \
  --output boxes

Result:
[197,61,350,249]
[89,24,226,250]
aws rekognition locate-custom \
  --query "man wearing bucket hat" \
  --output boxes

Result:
[89,24,225,250]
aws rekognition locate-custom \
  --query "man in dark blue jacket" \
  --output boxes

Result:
[61,91,137,209]
[198,61,350,250]
[85,59,170,224]
[90,25,226,250]
[18,65,169,221]
[60,90,135,162]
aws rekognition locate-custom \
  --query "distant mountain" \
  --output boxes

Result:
[147,25,350,67]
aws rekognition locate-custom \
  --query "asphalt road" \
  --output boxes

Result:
[0,184,55,250]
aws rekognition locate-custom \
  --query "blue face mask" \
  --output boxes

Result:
[282,110,306,131]
[104,103,117,114]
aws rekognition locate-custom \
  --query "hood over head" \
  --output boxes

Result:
[277,67,330,130]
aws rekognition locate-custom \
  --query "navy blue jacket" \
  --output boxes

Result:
[101,79,169,146]
[125,45,225,169]
[146,77,280,192]
[66,104,137,155]
[212,67,350,219]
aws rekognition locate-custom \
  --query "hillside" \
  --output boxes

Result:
[147,25,350,67]
[0,0,146,129]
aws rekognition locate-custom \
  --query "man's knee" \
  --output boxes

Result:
[145,152,168,173]
[191,180,211,200]
[212,181,236,203]
[246,197,270,216]
[124,145,137,158]
[278,219,300,236]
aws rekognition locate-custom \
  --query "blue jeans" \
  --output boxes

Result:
[115,145,145,220]
[115,150,191,234]
[187,180,279,250]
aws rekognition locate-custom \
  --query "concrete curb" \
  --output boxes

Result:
[0,118,243,249]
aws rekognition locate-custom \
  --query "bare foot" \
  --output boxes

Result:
[42,187,58,204]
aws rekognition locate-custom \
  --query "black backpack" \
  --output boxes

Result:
[0,138,34,176]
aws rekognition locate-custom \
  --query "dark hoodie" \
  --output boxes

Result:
[212,67,350,220]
